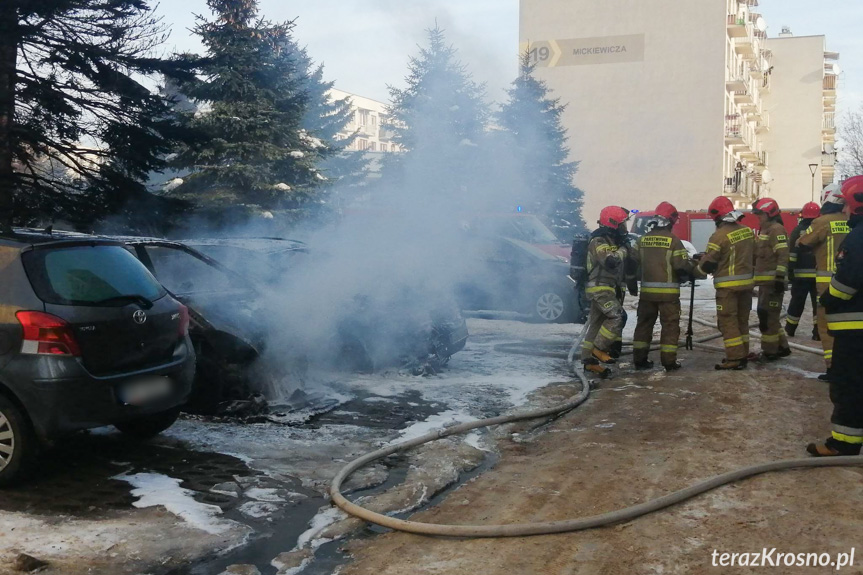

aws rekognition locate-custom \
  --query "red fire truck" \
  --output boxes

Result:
[630,209,801,252]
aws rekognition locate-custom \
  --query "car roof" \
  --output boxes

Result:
[181,237,307,254]
[0,227,124,248]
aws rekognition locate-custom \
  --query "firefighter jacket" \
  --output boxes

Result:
[789,219,816,280]
[631,227,694,302]
[754,219,789,285]
[823,216,863,334]
[585,229,630,296]
[797,210,850,285]
[696,221,755,291]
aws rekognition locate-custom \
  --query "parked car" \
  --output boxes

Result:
[118,238,266,414]
[181,237,469,375]
[455,235,579,323]
[0,229,195,486]
[468,213,572,262]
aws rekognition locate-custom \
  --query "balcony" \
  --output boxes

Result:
[725,115,745,146]
[824,74,837,94]
[823,112,836,134]
[734,35,756,58]
[727,14,749,38]
[726,67,749,93]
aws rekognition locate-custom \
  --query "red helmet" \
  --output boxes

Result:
[598,206,630,229]
[708,196,735,220]
[842,176,863,216]
[654,201,680,224]
[801,202,821,219]
[752,197,780,218]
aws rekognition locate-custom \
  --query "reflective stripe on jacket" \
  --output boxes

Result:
[754,220,789,285]
[585,234,628,291]
[631,228,694,302]
[797,213,850,284]
[824,218,863,333]
[698,222,755,291]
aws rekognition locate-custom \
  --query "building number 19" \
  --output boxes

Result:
[529,46,550,63]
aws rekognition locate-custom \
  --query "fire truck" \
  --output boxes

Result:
[630,209,801,252]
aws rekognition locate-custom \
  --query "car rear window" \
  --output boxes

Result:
[22,245,166,306]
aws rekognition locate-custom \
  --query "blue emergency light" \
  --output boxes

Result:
[516,206,523,213]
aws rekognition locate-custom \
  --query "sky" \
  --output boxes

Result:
[154,0,863,111]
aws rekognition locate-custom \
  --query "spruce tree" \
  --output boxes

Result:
[383,25,489,200]
[498,52,586,239]
[171,0,322,214]
[0,0,194,230]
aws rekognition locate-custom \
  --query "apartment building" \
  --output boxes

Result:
[762,32,838,204]
[328,89,402,154]
[519,0,838,219]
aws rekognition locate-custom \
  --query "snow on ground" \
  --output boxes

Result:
[160,318,581,488]
[115,472,239,535]
[295,506,347,551]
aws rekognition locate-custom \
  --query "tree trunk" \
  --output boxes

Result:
[0,1,18,232]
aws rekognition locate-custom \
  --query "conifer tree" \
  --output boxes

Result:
[171,0,322,213]
[0,0,194,229]
[498,53,586,238]
[383,25,489,198]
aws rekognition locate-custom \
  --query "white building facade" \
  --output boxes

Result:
[328,89,402,154]
[519,0,838,220]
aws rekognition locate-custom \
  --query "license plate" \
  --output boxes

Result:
[119,377,172,406]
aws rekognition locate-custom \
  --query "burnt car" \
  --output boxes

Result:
[118,238,265,413]
[455,235,579,323]
[183,237,469,375]
[0,230,195,485]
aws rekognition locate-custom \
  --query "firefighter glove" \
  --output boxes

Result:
[604,255,620,270]
[700,260,718,274]
[692,252,705,262]
[627,278,639,297]
[774,280,786,294]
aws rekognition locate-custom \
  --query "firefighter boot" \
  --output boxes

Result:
[807,439,862,457]
[663,361,683,372]
[784,323,797,337]
[634,359,654,370]
[609,340,623,359]
[715,359,747,371]
[812,327,821,341]
[592,348,616,365]
[583,359,611,379]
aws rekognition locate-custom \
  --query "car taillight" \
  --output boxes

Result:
[16,311,82,357]
[178,304,190,337]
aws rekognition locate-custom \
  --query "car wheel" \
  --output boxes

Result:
[114,407,181,440]
[534,288,573,323]
[0,394,37,487]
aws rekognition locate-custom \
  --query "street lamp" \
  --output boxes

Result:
[809,163,819,202]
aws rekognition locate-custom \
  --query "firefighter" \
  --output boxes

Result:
[693,197,756,370]
[797,184,851,379]
[631,202,695,371]
[807,175,863,456]
[785,202,821,340]
[580,206,634,378]
[751,198,791,360]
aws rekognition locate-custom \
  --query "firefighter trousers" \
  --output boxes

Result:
[786,279,817,333]
[757,284,789,355]
[580,289,625,361]
[816,283,833,369]
[715,288,753,361]
[827,334,863,453]
[633,299,681,366]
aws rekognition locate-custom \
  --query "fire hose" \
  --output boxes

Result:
[329,313,859,538]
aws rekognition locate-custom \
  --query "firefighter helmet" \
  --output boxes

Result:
[598,206,630,229]
[841,176,863,215]
[822,183,844,206]
[752,197,780,218]
[654,201,680,224]
[801,202,821,219]
[708,196,735,220]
